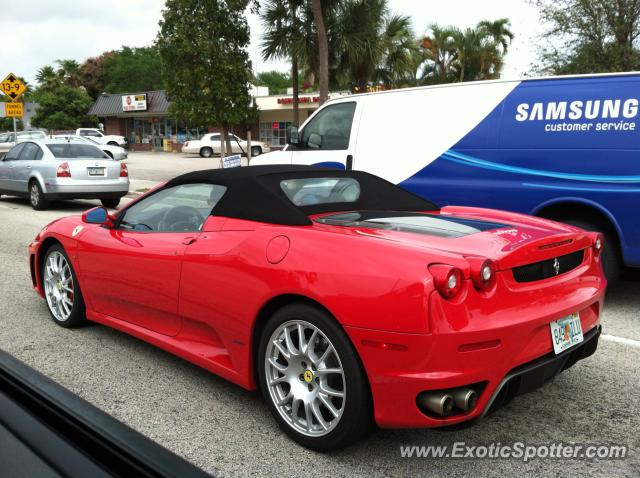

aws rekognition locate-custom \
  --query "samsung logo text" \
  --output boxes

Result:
[515,99,639,121]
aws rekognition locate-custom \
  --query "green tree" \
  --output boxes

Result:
[0,118,23,131]
[532,0,640,74]
[30,85,96,130]
[260,0,307,125]
[103,46,164,93]
[255,70,292,94]
[334,0,417,91]
[158,0,255,155]
[419,19,513,84]
[79,52,115,99]
[35,66,59,91]
[56,59,82,87]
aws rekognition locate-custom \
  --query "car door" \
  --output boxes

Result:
[0,143,26,192]
[291,101,358,169]
[12,142,43,194]
[76,182,223,337]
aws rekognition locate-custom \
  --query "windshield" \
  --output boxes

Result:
[46,143,109,159]
[280,177,361,206]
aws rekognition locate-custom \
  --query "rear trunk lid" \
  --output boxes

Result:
[65,159,121,181]
[312,206,593,274]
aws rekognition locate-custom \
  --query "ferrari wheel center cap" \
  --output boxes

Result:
[303,370,314,383]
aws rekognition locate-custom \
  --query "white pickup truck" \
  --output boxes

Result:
[76,128,128,148]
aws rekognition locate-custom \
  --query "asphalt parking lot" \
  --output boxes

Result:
[0,151,638,476]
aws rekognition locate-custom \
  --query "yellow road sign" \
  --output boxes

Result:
[0,73,27,101]
[5,102,23,118]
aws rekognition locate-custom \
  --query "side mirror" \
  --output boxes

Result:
[287,126,300,145]
[82,206,113,227]
[307,132,322,149]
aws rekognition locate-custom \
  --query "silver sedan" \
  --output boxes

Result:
[0,138,129,210]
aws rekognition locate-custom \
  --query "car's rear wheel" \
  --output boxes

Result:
[251,146,262,157]
[101,197,120,209]
[200,147,213,158]
[258,303,372,451]
[29,180,48,210]
[42,245,86,328]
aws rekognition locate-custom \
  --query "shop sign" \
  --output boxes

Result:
[122,94,148,112]
[277,96,320,105]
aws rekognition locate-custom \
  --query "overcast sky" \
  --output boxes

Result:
[0,0,541,87]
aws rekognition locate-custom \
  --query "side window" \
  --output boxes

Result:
[301,102,356,151]
[4,143,26,161]
[119,183,227,233]
[19,143,42,161]
[210,134,220,142]
[78,130,88,136]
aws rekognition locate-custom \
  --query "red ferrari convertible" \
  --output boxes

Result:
[28,165,605,451]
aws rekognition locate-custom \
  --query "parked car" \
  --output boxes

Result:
[258,72,640,282]
[182,132,270,157]
[52,135,128,160]
[0,138,129,210]
[0,130,47,155]
[76,128,128,148]
[28,165,604,451]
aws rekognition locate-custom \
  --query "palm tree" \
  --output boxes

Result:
[419,24,463,83]
[311,0,329,104]
[35,65,59,90]
[56,59,82,87]
[333,0,417,92]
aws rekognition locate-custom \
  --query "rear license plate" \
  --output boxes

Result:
[550,313,583,354]
[87,167,105,176]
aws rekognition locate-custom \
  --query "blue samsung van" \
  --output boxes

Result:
[259,73,640,280]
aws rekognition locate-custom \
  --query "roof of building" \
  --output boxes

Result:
[164,165,438,226]
[88,90,169,116]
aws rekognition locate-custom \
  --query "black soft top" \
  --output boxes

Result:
[165,165,438,226]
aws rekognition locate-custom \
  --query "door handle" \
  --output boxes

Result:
[346,155,353,170]
[26,165,31,169]
[182,237,197,245]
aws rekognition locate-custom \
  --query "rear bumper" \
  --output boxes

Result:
[43,178,129,198]
[346,268,605,429]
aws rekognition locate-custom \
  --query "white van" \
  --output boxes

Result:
[256,72,640,280]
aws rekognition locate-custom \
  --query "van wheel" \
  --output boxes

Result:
[200,147,213,158]
[564,218,621,284]
[30,180,48,210]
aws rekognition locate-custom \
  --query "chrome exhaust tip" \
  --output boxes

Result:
[418,392,454,416]
[451,388,478,411]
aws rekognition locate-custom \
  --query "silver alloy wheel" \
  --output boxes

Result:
[265,320,346,437]
[43,251,74,322]
[30,183,39,206]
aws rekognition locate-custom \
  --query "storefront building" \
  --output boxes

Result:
[88,89,350,151]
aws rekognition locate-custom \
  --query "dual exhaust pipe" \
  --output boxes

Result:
[418,388,478,417]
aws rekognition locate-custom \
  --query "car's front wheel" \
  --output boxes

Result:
[258,303,372,451]
[42,245,86,328]
[251,145,262,157]
[29,180,48,210]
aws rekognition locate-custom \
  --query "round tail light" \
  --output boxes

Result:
[429,264,463,300]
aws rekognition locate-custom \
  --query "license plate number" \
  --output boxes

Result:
[550,313,583,354]
[87,167,105,176]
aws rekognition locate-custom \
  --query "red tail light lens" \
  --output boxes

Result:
[120,162,128,177]
[469,258,496,291]
[56,162,71,178]
[429,264,463,299]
